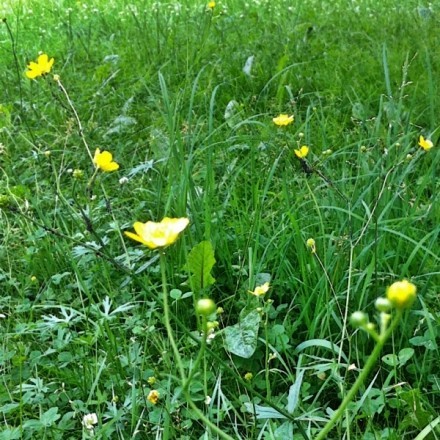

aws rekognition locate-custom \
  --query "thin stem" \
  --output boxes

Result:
[160,253,186,381]
[159,253,235,440]
[264,312,271,399]
[3,18,36,144]
[54,77,93,161]
[183,316,207,392]
[314,310,403,440]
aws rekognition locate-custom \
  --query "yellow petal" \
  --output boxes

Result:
[38,54,49,64]
[26,69,40,79]
[124,231,149,246]
[100,161,120,172]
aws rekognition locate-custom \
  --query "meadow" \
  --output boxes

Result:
[0,0,439,438]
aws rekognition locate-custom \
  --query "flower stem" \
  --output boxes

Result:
[314,310,403,440]
[54,77,93,162]
[159,254,235,440]
[182,316,207,392]
[160,253,186,382]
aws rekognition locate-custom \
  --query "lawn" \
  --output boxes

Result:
[0,0,439,439]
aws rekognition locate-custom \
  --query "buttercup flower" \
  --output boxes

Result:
[249,282,270,296]
[124,217,189,249]
[207,1,216,8]
[82,413,98,430]
[294,146,309,159]
[418,135,433,151]
[386,279,417,309]
[147,390,160,405]
[273,114,294,126]
[26,53,54,79]
[93,148,119,172]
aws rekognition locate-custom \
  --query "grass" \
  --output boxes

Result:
[0,0,439,439]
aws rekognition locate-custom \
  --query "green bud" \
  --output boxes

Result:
[375,297,391,312]
[350,311,368,328]
[196,298,216,316]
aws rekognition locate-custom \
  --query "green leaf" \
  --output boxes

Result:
[398,348,415,366]
[185,241,216,293]
[0,428,21,440]
[224,310,261,358]
[287,369,305,414]
[295,339,348,363]
[170,289,183,300]
[382,353,398,367]
[243,402,286,419]
[40,407,60,427]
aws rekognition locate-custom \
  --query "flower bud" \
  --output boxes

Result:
[375,297,391,312]
[196,298,216,316]
[386,279,416,309]
[350,311,368,327]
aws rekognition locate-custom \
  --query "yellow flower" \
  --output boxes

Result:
[26,53,54,79]
[207,1,216,8]
[273,114,294,126]
[418,135,433,151]
[294,146,309,159]
[306,238,316,253]
[386,279,417,309]
[125,217,189,249]
[147,376,156,385]
[147,390,160,405]
[249,282,270,296]
[93,148,120,172]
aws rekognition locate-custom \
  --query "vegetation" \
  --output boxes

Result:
[0,0,438,439]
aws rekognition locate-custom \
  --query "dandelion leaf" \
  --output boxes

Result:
[224,310,261,358]
[185,241,216,293]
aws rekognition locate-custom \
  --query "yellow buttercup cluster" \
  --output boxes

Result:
[26,53,54,79]
[125,217,189,249]
[386,279,417,309]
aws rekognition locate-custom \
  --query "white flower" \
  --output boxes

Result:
[82,413,98,430]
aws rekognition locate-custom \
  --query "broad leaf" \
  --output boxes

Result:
[185,241,216,293]
[224,310,261,358]
[287,369,305,414]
